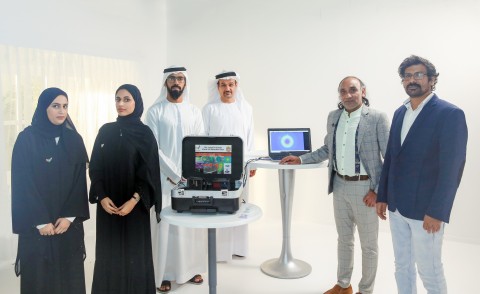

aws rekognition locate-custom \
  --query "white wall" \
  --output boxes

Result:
[0,0,167,105]
[166,0,480,243]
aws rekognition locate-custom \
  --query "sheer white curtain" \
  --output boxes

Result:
[0,44,140,264]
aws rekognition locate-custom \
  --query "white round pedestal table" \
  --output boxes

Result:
[160,203,262,294]
[251,160,326,279]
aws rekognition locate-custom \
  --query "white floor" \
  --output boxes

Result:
[1,216,478,293]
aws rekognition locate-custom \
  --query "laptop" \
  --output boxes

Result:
[267,128,312,161]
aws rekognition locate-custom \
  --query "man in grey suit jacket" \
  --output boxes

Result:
[281,76,389,294]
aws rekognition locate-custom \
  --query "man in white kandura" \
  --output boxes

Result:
[202,70,256,262]
[146,66,207,293]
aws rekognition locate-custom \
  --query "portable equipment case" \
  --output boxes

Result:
[171,136,244,213]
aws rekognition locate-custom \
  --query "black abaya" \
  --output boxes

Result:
[11,126,90,294]
[89,121,161,294]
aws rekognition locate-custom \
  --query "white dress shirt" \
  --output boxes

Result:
[335,106,367,176]
[401,93,434,145]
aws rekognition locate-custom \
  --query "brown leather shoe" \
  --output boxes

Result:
[323,284,353,294]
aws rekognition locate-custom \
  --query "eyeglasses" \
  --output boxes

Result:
[402,72,428,81]
[167,76,185,83]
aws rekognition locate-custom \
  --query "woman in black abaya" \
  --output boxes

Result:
[89,84,162,294]
[11,87,90,294]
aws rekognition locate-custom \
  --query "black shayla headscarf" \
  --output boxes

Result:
[31,87,77,138]
[113,84,162,213]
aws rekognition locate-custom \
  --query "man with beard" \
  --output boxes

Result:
[281,76,389,294]
[202,70,255,262]
[146,66,206,293]
[376,55,468,294]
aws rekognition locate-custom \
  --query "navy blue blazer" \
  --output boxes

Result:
[377,95,467,223]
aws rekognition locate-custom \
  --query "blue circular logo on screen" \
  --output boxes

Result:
[280,135,294,148]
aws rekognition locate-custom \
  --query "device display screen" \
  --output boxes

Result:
[269,130,309,153]
[195,144,232,175]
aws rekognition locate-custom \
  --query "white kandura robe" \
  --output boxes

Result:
[202,101,254,261]
[146,99,207,285]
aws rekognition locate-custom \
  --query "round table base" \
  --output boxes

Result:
[260,258,312,279]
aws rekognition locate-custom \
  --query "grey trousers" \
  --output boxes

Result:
[332,175,379,294]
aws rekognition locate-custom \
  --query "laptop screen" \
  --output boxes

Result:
[267,128,312,159]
